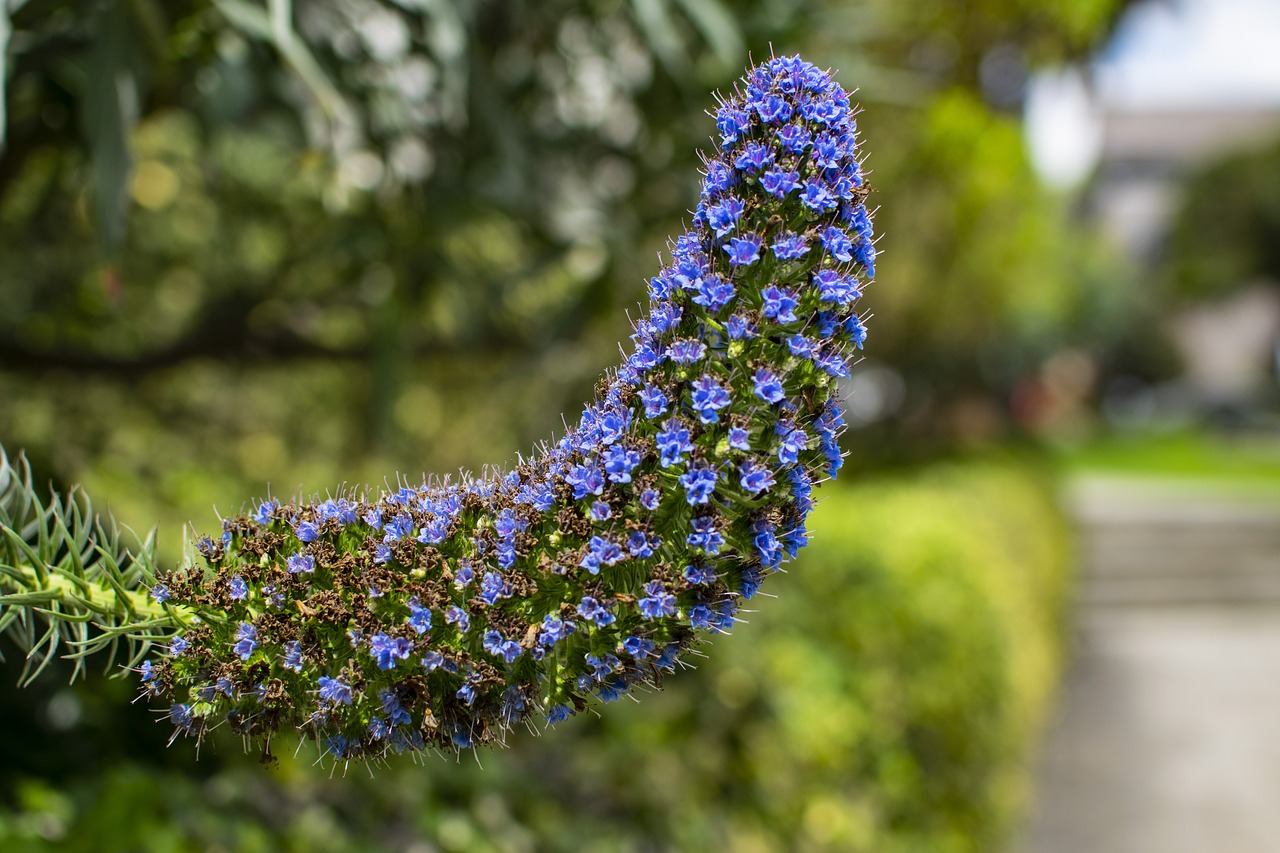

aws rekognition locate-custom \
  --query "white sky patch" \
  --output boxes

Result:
[1097,0,1280,110]
[1025,0,1280,186]
[1025,68,1104,189]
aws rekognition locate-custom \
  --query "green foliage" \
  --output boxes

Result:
[861,89,1134,422]
[0,2,1139,542]
[1162,137,1280,303]
[0,448,176,686]
[0,462,1070,851]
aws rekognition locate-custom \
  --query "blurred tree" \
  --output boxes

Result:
[1162,136,1280,303]
[0,0,1132,554]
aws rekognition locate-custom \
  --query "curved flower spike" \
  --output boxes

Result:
[142,54,876,763]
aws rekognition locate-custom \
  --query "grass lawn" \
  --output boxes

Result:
[1055,427,1280,499]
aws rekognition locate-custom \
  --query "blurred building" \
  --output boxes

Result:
[1026,0,1280,416]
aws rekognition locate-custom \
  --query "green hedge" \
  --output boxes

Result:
[0,462,1070,852]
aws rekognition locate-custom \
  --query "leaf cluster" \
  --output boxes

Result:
[0,445,179,685]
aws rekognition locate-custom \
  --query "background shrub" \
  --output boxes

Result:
[0,460,1070,852]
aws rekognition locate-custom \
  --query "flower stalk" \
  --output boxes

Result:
[1,54,876,765]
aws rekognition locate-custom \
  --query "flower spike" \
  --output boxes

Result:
[1,54,876,765]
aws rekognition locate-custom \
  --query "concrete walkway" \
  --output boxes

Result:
[1020,477,1280,853]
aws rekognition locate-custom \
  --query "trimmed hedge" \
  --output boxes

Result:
[0,462,1070,852]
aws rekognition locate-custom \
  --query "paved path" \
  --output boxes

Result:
[1020,477,1280,853]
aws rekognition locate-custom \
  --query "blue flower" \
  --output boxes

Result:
[407,597,433,634]
[565,464,606,500]
[778,122,812,153]
[820,226,854,262]
[812,132,842,168]
[580,535,624,574]
[253,500,279,525]
[296,521,320,543]
[480,572,513,605]
[656,420,693,468]
[374,543,393,564]
[692,275,735,312]
[639,384,669,418]
[786,334,815,359]
[689,605,716,630]
[444,606,471,633]
[263,583,285,608]
[760,285,799,323]
[317,676,353,706]
[638,582,676,619]
[800,178,837,212]
[668,338,707,364]
[733,141,774,173]
[649,272,675,301]
[151,584,172,603]
[706,196,745,237]
[421,650,445,671]
[586,650,619,676]
[590,500,612,522]
[855,234,877,277]
[724,234,762,267]
[783,524,810,559]
[729,426,751,450]
[286,554,317,576]
[622,636,656,658]
[640,488,661,510]
[383,513,415,542]
[196,537,218,560]
[578,596,616,627]
[739,460,777,495]
[281,640,304,673]
[716,104,749,147]
[753,368,786,404]
[538,615,574,647]
[379,689,412,727]
[813,269,860,305]
[498,639,522,664]
[684,564,717,585]
[370,633,413,670]
[703,160,734,194]
[713,601,739,632]
[494,509,525,539]
[626,530,658,559]
[761,167,800,198]
[847,314,868,348]
[816,351,850,378]
[687,515,724,554]
[233,622,258,660]
[754,522,784,569]
[547,704,574,725]
[679,465,718,505]
[777,424,808,465]
[690,375,731,424]
[228,575,248,601]
[650,302,682,332]
[725,314,757,340]
[169,703,196,731]
[771,232,809,260]
[418,517,450,545]
[755,92,793,124]
[598,407,631,445]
